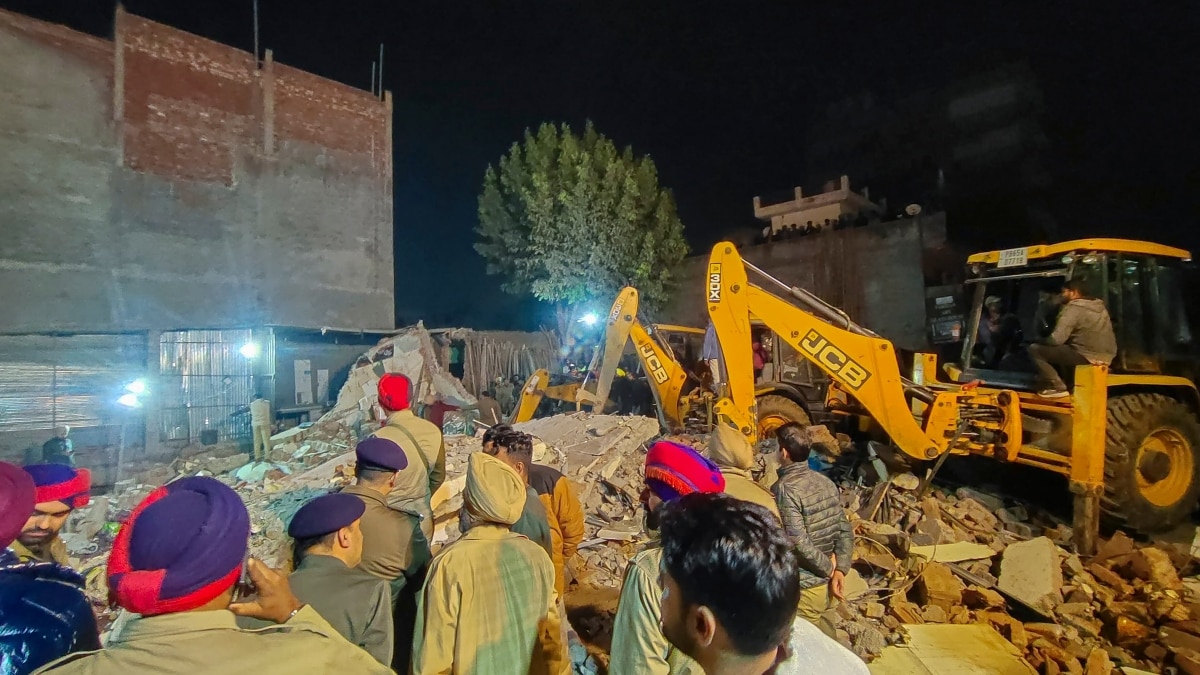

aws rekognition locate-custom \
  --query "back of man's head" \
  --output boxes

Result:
[776,423,813,463]
[482,423,513,448]
[658,492,799,660]
[496,430,533,465]
[1065,278,1092,298]
[355,464,395,489]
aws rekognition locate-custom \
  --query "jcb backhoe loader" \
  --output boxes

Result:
[706,239,1200,552]
[514,287,818,436]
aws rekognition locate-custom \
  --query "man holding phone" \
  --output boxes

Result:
[37,476,390,674]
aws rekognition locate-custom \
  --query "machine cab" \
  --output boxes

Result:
[954,239,1198,391]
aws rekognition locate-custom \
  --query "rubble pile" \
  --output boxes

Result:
[833,474,1200,673]
[431,413,664,589]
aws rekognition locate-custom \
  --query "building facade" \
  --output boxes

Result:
[0,8,395,478]
[753,175,881,235]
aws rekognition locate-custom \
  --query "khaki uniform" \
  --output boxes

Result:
[719,468,781,518]
[609,546,703,675]
[413,524,566,675]
[34,605,390,674]
[250,398,272,462]
[475,397,504,427]
[374,410,446,541]
[341,484,430,589]
[288,554,394,666]
[11,536,70,566]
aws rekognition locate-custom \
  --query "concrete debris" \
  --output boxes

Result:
[835,465,1200,673]
[998,537,1064,613]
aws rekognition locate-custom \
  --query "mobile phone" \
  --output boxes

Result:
[234,555,256,600]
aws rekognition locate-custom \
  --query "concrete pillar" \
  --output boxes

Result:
[262,49,275,156]
[113,4,126,165]
[142,330,162,459]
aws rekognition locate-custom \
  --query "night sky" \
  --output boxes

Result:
[4,1,1198,330]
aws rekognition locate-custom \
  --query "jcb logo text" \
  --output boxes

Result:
[638,343,670,384]
[708,264,721,303]
[800,330,872,390]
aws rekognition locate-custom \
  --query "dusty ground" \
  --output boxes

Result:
[566,582,621,674]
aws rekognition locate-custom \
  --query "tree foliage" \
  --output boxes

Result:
[476,121,688,339]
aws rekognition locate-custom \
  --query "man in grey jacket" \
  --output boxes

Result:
[1029,280,1118,398]
[772,423,852,637]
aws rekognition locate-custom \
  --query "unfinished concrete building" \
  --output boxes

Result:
[0,8,394,481]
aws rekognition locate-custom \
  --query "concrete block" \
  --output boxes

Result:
[916,561,964,610]
[998,536,1064,613]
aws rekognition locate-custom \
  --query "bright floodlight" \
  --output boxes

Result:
[125,379,147,395]
[579,313,599,327]
[239,342,261,359]
[117,393,141,408]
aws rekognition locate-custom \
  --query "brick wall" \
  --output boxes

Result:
[0,8,394,333]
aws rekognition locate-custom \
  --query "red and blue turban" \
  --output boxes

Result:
[1,462,36,549]
[23,463,91,509]
[107,476,249,616]
[645,440,725,503]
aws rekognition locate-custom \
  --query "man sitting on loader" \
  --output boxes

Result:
[1029,279,1118,398]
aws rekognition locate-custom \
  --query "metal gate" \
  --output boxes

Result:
[158,329,274,443]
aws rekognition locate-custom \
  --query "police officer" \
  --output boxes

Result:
[341,436,431,673]
[37,476,390,674]
[286,493,394,666]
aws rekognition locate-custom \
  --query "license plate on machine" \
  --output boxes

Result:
[997,247,1028,269]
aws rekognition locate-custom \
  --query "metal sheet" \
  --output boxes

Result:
[0,334,147,432]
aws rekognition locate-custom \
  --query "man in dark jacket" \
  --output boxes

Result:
[772,423,852,637]
[41,426,74,467]
[1029,280,1118,398]
[0,461,100,674]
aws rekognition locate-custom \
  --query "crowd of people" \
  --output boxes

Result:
[2,371,869,675]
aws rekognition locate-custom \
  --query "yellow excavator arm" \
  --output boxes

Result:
[706,241,1014,455]
[513,286,708,428]
[575,287,698,431]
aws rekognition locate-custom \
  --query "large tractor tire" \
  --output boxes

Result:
[755,394,811,439]
[1102,393,1200,532]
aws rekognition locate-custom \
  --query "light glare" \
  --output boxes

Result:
[239,342,261,359]
[117,393,141,408]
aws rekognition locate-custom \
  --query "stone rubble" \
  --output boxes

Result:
[834,468,1200,674]
[55,369,1200,675]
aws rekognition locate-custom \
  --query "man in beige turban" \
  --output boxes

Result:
[412,452,567,675]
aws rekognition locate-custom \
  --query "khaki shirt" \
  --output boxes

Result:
[475,397,504,426]
[720,468,782,519]
[375,410,446,541]
[288,554,394,666]
[34,605,390,674]
[249,398,271,427]
[609,546,703,675]
[342,484,430,586]
[12,536,70,566]
[413,524,567,675]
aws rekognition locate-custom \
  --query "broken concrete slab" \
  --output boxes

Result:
[910,542,996,564]
[998,537,1064,614]
[870,624,1037,674]
[956,487,1006,512]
